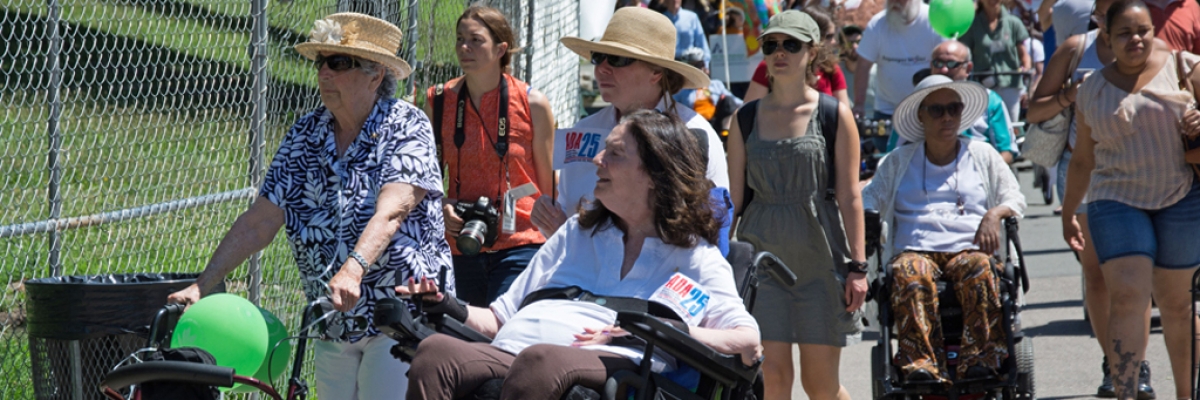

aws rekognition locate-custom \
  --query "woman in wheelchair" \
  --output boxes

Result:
[862,75,1026,384]
[397,110,762,400]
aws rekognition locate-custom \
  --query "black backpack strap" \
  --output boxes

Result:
[735,101,759,214]
[432,83,446,164]
[688,128,709,166]
[817,93,839,201]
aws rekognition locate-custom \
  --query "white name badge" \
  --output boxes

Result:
[553,128,608,170]
[650,273,710,326]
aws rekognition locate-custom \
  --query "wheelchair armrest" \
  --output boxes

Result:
[1002,217,1031,293]
[614,311,758,387]
[864,210,882,257]
[755,251,797,287]
[102,360,234,390]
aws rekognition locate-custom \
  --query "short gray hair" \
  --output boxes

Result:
[358,58,398,100]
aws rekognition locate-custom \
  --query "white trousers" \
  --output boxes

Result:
[314,334,409,400]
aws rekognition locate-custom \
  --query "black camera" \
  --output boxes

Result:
[453,197,501,256]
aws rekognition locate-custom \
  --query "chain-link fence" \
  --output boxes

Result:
[0,0,579,396]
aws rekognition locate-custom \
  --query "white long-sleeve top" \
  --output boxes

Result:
[862,139,1026,263]
[489,216,758,372]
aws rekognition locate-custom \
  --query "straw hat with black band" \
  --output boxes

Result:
[560,7,710,90]
[295,13,413,80]
[893,75,989,144]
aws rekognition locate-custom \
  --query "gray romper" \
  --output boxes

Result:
[736,105,863,346]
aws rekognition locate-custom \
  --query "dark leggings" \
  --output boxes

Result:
[407,333,638,400]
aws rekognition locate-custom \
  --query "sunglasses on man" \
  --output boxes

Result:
[314,54,362,72]
[923,102,965,118]
[931,59,968,70]
[590,52,637,68]
[761,39,805,56]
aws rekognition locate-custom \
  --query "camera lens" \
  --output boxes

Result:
[457,219,489,255]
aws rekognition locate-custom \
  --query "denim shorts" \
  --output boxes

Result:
[1087,182,1200,269]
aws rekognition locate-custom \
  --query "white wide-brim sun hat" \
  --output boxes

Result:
[893,75,989,143]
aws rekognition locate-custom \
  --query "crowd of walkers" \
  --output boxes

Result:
[164,0,1200,399]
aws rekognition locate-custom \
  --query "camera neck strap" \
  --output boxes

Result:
[455,76,510,159]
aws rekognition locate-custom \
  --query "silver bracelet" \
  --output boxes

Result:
[348,251,371,271]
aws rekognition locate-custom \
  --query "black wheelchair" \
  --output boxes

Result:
[865,210,1035,400]
[100,297,350,400]
[374,241,796,400]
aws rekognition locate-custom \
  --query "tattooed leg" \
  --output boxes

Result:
[1098,256,1154,400]
[1110,339,1140,400]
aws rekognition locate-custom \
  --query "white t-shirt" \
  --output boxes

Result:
[556,98,730,216]
[857,5,948,115]
[893,144,989,253]
[1052,0,1093,46]
[489,217,758,372]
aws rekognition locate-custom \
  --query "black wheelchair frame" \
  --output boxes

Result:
[374,242,797,400]
[100,297,341,400]
[866,210,1035,400]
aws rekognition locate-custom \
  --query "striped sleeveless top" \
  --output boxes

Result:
[1076,51,1197,209]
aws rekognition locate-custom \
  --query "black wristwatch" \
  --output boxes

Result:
[847,260,869,274]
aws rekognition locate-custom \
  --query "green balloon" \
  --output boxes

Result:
[929,0,976,39]
[230,306,292,393]
[171,293,269,391]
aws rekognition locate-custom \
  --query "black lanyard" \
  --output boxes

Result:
[455,77,509,159]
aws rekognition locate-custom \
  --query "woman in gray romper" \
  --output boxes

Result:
[725,10,868,400]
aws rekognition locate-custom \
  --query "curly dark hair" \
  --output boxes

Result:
[578,110,722,247]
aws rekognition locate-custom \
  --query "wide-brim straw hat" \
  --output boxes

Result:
[294,13,413,80]
[560,7,710,90]
[894,75,989,143]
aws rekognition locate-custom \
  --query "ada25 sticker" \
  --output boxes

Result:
[651,273,710,325]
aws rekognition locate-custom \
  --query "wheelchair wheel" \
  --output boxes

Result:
[1013,338,1035,399]
[871,344,887,399]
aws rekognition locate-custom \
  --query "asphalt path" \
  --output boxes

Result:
[788,165,1182,399]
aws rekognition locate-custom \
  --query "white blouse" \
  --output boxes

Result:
[489,216,758,372]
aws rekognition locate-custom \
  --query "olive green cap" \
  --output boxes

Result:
[759,10,819,43]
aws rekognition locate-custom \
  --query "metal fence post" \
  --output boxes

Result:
[247,0,270,306]
[46,0,64,277]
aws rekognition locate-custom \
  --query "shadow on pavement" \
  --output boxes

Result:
[1038,395,1100,400]
[1024,319,1094,337]
[1023,299,1083,311]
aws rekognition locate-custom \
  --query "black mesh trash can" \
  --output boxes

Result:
[25,273,204,400]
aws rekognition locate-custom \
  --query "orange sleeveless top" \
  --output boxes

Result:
[428,74,546,254]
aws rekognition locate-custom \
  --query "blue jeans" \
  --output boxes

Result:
[453,244,541,307]
[1087,182,1200,268]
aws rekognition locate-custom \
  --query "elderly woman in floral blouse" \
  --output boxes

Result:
[167,13,451,399]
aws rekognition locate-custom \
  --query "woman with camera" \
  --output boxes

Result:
[425,5,556,307]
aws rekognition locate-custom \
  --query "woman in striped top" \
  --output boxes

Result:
[1064,0,1200,398]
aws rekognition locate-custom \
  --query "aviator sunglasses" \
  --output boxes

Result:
[315,54,362,72]
[931,59,968,70]
[761,39,804,55]
[923,101,965,118]
[590,52,637,68]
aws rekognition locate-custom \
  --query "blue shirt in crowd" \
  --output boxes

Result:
[664,8,711,68]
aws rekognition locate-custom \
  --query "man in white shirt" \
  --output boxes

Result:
[852,0,947,118]
[852,0,946,150]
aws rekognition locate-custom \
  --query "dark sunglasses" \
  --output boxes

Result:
[923,102,965,118]
[315,54,361,72]
[761,39,804,55]
[590,52,637,68]
[931,60,968,70]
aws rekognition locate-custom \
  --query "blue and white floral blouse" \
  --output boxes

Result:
[260,97,453,342]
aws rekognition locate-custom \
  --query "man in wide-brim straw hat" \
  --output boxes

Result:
[169,12,450,400]
[531,7,733,252]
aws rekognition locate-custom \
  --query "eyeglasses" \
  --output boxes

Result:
[923,102,965,118]
[315,54,361,72]
[931,60,968,70]
[590,52,637,68]
[762,39,805,55]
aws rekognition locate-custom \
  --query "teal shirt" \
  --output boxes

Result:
[887,89,1013,153]
[959,9,1029,89]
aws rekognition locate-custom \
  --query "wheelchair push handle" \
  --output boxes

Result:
[102,360,235,392]
[755,251,797,287]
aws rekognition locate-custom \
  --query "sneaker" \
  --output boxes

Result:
[1137,361,1155,400]
[1097,357,1115,398]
